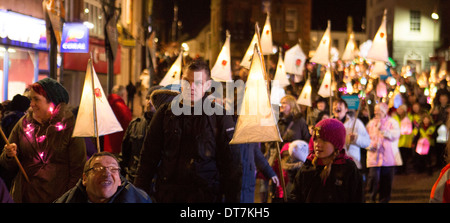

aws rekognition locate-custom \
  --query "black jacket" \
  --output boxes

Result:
[120,112,153,182]
[289,158,364,203]
[54,176,152,203]
[278,114,311,143]
[134,97,242,203]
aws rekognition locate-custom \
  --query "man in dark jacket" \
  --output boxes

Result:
[134,59,242,203]
[55,152,151,203]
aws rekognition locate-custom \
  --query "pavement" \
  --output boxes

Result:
[388,169,440,203]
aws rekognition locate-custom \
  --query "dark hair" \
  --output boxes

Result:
[333,98,348,109]
[83,152,120,173]
[30,83,49,102]
[184,58,211,80]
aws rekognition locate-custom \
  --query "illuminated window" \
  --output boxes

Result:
[410,10,421,31]
[83,0,105,38]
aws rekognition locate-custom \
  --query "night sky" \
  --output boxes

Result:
[312,0,366,31]
[163,0,367,39]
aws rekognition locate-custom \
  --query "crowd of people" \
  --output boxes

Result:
[0,55,449,203]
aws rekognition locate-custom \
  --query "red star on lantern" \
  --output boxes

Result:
[296,59,302,66]
[266,30,270,35]
[325,84,329,88]
[94,88,102,98]
[380,32,385,38]
[222,60,227,66]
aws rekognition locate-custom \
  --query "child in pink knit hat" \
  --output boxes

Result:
[289,118,364,202]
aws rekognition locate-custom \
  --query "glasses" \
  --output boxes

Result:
[86,166,121,174]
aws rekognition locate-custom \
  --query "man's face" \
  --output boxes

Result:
[181,69,211,104]
[333,102,348,120]
[83,156,122,203]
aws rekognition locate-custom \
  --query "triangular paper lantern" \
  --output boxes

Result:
[159,53,182,86]
[260,14,273,55]
[272,52,290,88]
[284,43,307,77]
[297,78,312,107]
[310,20,331,66]
[240,33,258,69]
[230,45,282,144]
[317,67,333,98]
[371,61,387,77]
[366,9,389,62]
[211,31,232,82]
[270,85,286,106]
[73,59,123,138]
[342,32,359,61]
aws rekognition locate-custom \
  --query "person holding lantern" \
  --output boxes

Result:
[393,104,414,174]
[0,78,86,203]
[366,102,402,203]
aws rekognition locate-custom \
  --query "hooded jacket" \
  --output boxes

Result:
[54,176,152,203]
[0,103,86,203]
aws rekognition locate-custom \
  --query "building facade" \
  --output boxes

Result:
[366,0,440,72]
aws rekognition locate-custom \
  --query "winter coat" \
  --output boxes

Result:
[278,114,311,144]
[413,124,436,147]
[0,177,13,203]
[366,116,402,167]
[134,97,242,203]
[288,150,364,203]
[120,112,153,182]
[340,115,371,169]
[393,114,414,148]
[104,94,132,154]
[0,103,86,203]
[54,176,152,203]
[430,163,450,203]
[239,143,276,203]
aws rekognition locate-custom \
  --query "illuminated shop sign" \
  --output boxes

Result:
[0,9,47,50]
[0,10,90,53]
[61,23,89,53]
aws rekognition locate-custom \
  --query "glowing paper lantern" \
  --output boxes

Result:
[260,13,273,55]
[400,117,412,135]
[310,20,331,66]
[211,31,232,82]
[416,138,430,155]
[376,81,387,98]
[159,52,182,86]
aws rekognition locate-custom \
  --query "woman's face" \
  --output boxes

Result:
[374,105,386,119]
[280,98,291,116]
[423,117,431,126]
[314,138,335,159]
[29,89,53,123]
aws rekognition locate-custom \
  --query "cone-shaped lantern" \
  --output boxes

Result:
[230,44,282,144]
[366,9,389,62]
[211,30,232,82]
[310,20,331,66]
[159,52,183,86]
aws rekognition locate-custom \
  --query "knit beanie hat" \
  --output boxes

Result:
[36,78,69,105]
[313,118,346,150]
[150,84,181,110]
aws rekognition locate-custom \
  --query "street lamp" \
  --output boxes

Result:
[431,12,439,20]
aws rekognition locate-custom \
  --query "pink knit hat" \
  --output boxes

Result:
[312,118,346,150]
